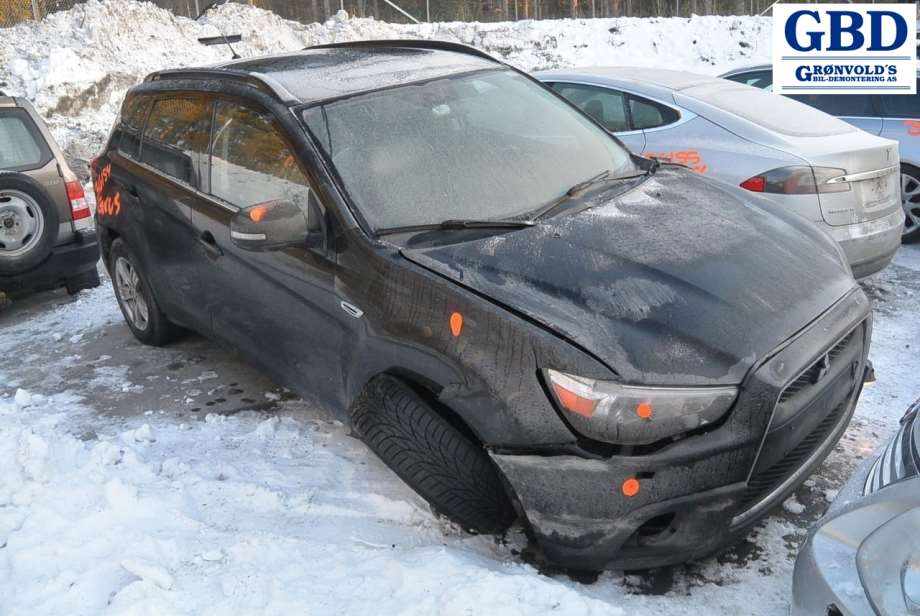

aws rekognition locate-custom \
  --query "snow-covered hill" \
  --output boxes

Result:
[0,0,770,173]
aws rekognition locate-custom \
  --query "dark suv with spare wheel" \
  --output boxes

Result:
[0,91,100,297]
[94,41,872,571]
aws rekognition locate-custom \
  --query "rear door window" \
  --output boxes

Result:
[879,81,920,118]
[628,95,680,130]
[0,109,51,171]
[209,101,311,208]
[550,82,630,132]
[117,95,153,159]
[788,94,878,118]
[140,97,212,187]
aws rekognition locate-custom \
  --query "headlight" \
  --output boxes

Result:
[856,508,920,615]
[545,369,737,445]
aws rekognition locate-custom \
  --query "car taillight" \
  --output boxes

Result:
[66,181,91,221]
[740,166,850,195]
[739,176,766,192]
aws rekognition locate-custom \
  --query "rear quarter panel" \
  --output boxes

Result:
[641,116,825,222]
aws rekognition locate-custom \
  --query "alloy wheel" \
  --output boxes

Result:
[903,171,920,238]
[114,256,150,331]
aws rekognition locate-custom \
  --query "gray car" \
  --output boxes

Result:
[0,90,99,297]
[720,65,920,244]
[535,68,905,279]
[792,398,920,615]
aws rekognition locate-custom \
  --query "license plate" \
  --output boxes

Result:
[861,173,898,209]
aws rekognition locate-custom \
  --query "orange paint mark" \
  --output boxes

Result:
[635,402,653,420]
[621,478,641,497]
[93,163,112,201]
[97,192,121,217]
[646,150,707,174]
[449,311,464,337]
[906,120,920,137]
[249,204,271,222]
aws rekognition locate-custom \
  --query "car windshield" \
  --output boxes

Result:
[302,69,634,232]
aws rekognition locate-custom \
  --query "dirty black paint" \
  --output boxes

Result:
[94,44,870,571]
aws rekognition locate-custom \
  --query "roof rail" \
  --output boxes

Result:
[304,39,504,66]
[145,68,299,105]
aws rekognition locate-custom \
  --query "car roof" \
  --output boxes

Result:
[146,41,503,105]
[538,66,718,91]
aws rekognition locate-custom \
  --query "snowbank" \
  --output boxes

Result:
[0,0,770,173]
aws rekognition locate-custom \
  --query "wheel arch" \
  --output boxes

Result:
[347,363,488,448]
[97,225,120,270]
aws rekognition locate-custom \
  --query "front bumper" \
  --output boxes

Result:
[824,208,904,279]
[493,288,871,570]
[0,230,100,293]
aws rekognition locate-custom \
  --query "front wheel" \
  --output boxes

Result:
[351,375,516,535]
[109,239,178,346]
[902,165,920,243]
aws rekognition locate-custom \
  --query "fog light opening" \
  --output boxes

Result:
[637,513,676,540]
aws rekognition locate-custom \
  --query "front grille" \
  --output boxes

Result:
[737,398,850,511]
[778,331,855,404]
[733,322,866,526]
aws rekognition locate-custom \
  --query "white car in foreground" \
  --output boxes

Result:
[536,68,905,278]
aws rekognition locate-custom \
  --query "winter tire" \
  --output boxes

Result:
[109,239,178,346]
[0,171,59,275]
[351,374,516,535]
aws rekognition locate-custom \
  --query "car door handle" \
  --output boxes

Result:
[198,230,223,260]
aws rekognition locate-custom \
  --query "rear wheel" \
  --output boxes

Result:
[0,172,59,275]
[351,375,516,534]
[109,239,178,346]
[902,165,920,243]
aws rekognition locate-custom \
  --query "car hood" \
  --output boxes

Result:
[400,167,857,386]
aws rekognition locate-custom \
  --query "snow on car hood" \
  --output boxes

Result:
[401,166,857,386]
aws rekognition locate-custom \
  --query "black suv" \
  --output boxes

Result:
[94,41,871,570]
[1,91,100,298]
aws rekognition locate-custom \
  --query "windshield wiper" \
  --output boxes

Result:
[564,169,612,198]
[533,166,653,220]
[532,169,612,220]
[376,218,536,237]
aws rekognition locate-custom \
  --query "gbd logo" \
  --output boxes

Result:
[784,9,910,52]
[772,3,917,95]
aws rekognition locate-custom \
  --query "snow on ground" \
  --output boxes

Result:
[1,2,917,613]
[1,247,918,615]
[0,0,770,173]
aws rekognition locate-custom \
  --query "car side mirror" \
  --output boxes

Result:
[230,195,325,252]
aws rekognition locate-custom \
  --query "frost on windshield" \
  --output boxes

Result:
[303,70,633,230]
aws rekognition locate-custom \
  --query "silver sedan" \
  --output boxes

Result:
[792,398,920,615]
[720,64,920,244]
[535,68,905,279]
